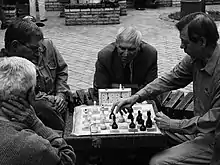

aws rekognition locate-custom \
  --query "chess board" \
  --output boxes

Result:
[71,103,162,136]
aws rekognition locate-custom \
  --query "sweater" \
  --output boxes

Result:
[0,119,76,165]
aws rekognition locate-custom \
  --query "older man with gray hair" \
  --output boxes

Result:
[93,26,158,98]
[0,56,76,165]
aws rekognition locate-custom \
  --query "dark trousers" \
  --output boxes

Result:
[32,98,65,131]
[134,0,146,8]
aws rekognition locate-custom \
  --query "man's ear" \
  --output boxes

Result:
[10,40,20,52]
[199,37,206,48]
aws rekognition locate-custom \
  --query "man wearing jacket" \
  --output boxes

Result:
[0,56,76,165]
[93,26,158,98]
[1,18,71,130]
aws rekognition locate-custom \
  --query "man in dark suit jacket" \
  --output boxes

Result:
[93,26,158,98]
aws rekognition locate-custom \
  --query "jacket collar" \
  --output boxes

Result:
[202,45,220,76]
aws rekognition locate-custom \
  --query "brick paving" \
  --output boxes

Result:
[0,5,220,93]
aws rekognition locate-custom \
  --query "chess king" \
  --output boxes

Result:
[93,26,158,98]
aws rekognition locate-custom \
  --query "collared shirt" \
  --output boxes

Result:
[136,44,220,135]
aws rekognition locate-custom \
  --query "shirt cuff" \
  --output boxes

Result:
[169,119,181,130]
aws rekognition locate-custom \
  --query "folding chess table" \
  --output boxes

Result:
[63,100,167,150]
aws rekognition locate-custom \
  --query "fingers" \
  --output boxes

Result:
[111,102,118,113]
[1,107,18,121]
[156,111,164,117]
[57,102,67,113]
[2,101,23,115]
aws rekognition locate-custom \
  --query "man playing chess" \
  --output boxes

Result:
[112,12,220,165]
[93,26,158,98]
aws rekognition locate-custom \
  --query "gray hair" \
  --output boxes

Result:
[116,26,142,47]
[0,57,36,99]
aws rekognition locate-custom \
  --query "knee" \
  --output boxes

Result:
[149,153,167,165]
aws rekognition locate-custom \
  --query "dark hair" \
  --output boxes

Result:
[175,12,219,47]
[4,18,44,50]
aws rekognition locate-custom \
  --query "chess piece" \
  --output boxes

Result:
[109,112,115,119]
[112,115,118,129]
[146,110,153,128]
[129,116,136,129]
[127,107,133,120]
[140,120,146,131]
[136,110,143,125]
[90,117,98,133]
[93,101,99,113]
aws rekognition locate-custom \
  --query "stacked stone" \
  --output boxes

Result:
[172,0,181,6]
[157,0,172,6]
[65,4,120,25]
[45,0,63,11]
[3,6,16,27]
[118,0,127,16]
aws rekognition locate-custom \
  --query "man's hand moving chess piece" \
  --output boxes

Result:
[111,12,220,165]
[111,94,140,114]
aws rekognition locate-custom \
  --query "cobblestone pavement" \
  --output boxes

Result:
[0,5,220,93]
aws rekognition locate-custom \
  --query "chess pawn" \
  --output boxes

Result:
[100,106,106,121]
[112,115,118,129]
[129,117,136,129]
[93,101,99,113]
[136,110,143,125]
[100,122,107,130]
[146,110,152,128]
[140,120,146,131]
[90,117,98,133]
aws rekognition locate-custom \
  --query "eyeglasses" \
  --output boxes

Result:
[18,41,41,53]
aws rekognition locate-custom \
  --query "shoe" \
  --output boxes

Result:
[136,7,145,10]
[40,19,47,22]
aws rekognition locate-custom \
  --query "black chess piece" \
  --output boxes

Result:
[127,107,133,120]
[109,112,115,119]
[146,110,152,128]
[140,120,146,131]
[136,110,143,125]
[112,115,118,129]
[129,116,136,129]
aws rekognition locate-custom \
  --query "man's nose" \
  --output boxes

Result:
[180,42,185,49]
[122,49,128,56]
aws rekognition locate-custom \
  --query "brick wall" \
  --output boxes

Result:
[172,0,180,6]
[65,4,120,25]
[45,0,64,11]
[157,0,172,7]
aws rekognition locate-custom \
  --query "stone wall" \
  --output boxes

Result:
[65,4,120,25]
[45,0,64,11]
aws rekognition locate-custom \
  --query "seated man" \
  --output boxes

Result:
[93,26,158,98]
[1,18,72,130]
[0,56,76,165]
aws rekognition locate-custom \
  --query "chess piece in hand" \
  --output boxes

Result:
[111,94,140,114]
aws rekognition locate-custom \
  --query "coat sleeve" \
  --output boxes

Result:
[19,121,76,165]
[93,51,110,97]
[48,40,70,97]
[136,55,193,101]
